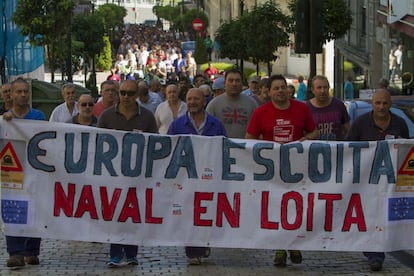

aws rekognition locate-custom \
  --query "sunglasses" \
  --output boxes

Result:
[80,102,94,107]
[120,90,136,97]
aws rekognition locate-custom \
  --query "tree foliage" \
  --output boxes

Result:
[153,5,208,37]
[13,0,74,47]
[13,0,75,81]
[288,0,352,42]
[96,36,112,71]
[194,35,208,65]
[95,4,127,35]
[215,20,246,60]
[215,1,292,74]
[73,13,105,61]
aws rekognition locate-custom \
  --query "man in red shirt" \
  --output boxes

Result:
[246,74,318,267]
[204,62,218,80]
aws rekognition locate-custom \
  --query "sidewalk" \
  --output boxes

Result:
[0,236,413,275]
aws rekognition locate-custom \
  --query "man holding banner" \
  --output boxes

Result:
[246,74,318,267]
[98,79,157,268]
[168,87,227,265]
[346,88,409,271]
[2,78,46,268]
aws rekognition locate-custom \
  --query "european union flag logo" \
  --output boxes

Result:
[1,200,28,224]
[388,197,414,221]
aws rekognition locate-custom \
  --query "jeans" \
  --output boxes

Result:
[6,235,41,256]
[109,243,138,258]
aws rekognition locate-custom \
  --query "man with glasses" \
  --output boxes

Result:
[97,79,157,268]
[68,94,97,126]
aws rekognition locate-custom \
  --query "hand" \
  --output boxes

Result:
[3,111,13,121]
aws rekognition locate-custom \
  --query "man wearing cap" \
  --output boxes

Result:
[212,77,225,98]
[242,75,260,96]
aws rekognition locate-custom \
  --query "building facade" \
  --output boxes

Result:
[335,0,414,98]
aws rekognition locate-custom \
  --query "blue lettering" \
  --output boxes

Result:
[349,142,369,183]
[165,136,197,178]
[122,133,145,177]
[94,134,118,176]
[309,143,331,182]
[369,141,395,184]
[336,144,344,183]
[222,138,245,181]
[28,131,56,172]
[65,132,89,173]
[253,142,274,181]
[280,143,303,183]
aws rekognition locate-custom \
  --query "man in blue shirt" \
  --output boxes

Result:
[167,88,226,265]
[3,78,45,268]
[344,75,354,100]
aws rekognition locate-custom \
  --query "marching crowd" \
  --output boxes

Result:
[0,23,407,273]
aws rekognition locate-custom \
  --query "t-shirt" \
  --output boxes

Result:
[347,112,409,141]
[206,93,257,138]
[306,97,350,141]
[246,99,316,143]
[97,103,157,133]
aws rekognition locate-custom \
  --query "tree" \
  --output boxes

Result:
[95,3,127,54]
[73,13,105,67]
[96,36,112,72]
[13,0,75,82]
[241,2,293,75]
[194,35,208,65]
[95,4,126,35]
[215,20,246,61]
[215,1,292,75]
[289,0,352,83]
[153,5,208,38]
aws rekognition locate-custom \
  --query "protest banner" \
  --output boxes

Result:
[1,119,414,252]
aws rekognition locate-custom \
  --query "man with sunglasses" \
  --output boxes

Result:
[97,79,157,268]
[68,94,97,126]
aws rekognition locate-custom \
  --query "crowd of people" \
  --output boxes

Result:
[108,24,220,88]
[0,24,405,273]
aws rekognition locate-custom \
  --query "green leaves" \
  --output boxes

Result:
[215,1,291,65]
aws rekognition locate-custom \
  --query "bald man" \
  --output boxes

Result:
[167,88,227,265]
[68,94,97,126]
[346,88,409,272]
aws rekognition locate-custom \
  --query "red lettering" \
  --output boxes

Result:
[145,188,163,224]
[342,193,366,231]
[281,191,302,230]
[194,192,213,226]
[118,187,141,223]
[54,182,75,217]
[74,185,98,219]
[261,191,278,229]
[216,192,240,227]
[318,193,342,231]
[100,187,122,221]
[306,193,315,231]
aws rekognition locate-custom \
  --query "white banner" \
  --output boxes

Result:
[1,119,414,252]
